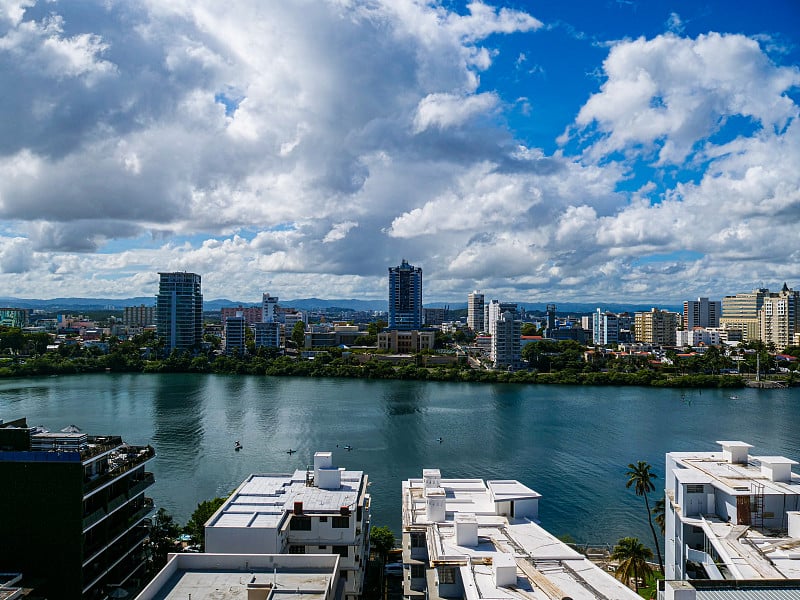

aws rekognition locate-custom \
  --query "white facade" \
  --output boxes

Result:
[491,311,521,369]
[675,328,722,348]
[135,553,340,600]
[205,452,370,600]
[467,291,484,332]
[592,309,619,345]
[262,293,279,323]
[665,440,800,581]
[401,469,640,600]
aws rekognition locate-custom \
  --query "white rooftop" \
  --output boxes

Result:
[134,553,339,600]
[209,469,364,530]
[403,473,640,600]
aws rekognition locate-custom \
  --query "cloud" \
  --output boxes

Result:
[0,2,797,305]
[571,32,800,165]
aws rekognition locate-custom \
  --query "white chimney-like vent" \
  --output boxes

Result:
[423,469,441,491]
[425,487,446,523]
[493,553,516,587]
[717,441,752,464]
[455,513,478,547]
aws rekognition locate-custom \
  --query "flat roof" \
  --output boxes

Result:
[208,469,365,530]
[487,479,542,501]
[135,554,338,600]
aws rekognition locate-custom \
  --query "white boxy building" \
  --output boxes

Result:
[401,468,641,600]
[665,440,800,582]
[134,553,341,600]
[204,452,370,600]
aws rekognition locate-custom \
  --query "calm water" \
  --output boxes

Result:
[1,373,798,548]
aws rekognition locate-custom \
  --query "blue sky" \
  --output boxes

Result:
[0,0,798,304]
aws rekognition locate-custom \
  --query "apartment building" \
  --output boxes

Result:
[204,452,370,600]
[592,309,620,345]
[758,283,799,352]
[634,308,679,346]
[377,329,435,353]
[664,440,800,582]
[156,271,203,353]
[0,417,155,599]
[467,291,484,332]
[683,298,721,329]
[224,312,247,355]
[401,468,641,600]
[491,310,521,369]
[135,553,340,600]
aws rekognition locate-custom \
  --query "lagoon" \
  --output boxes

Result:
[1,373,798,548]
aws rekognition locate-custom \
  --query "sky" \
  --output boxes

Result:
[0,0,799,304]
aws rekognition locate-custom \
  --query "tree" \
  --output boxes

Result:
[184,497,227,550]
[611,537,653,593]
[148,508,180,574]
[652,497,665,535]
[626,461,664,573]
[291,321,306,349]
[370,525,396,564]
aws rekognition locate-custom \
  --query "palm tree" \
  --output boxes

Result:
[626,461,664,573]
[611,537,653,593]
[652,497,665,535]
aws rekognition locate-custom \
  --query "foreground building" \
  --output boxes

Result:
[0,417,155,599]
[665,440,800,581]
[135,553,341,600]
[205,452,370,600]
[401,468,641,600]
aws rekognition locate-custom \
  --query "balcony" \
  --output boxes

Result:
[83,499,153,564]
[83,446,155,496]
[82,525,150,595]
[82,473,155,531]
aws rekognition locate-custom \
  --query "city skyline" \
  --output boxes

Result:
[0,1,798,303]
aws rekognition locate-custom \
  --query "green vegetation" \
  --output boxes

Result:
[369,525,396,564]
[184,496,228,551]
[625,461,664,574]
[610,537,654,594]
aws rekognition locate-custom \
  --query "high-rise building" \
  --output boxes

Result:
[720,288,769,342]
[156,272,203,353]
[252,321,281,349]
[491,311,522,369]
[592,308,620,345]
[224,312,247,355]
[388,259,422,330]
[487,300,517,339]
[0,307,28,328]
[0,417,155,599]
[467,291,484,332]
[262,293,279,323]
[634,308,678,346]
[220,306,262,325]
[683,297,721,329]
[758,283,799,351]
[123,304,154,328]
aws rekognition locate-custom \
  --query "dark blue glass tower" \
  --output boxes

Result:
[388,259,422,330]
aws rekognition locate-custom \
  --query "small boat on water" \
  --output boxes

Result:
[234,441,242,451]
[286,448,296,455]
[729,395,739,400]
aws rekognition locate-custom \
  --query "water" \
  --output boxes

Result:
[2,373,798,550]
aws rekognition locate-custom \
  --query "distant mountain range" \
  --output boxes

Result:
[0,296,681,315]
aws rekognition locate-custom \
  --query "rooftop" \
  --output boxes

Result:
[209,469,365,530]
[135,553,339,600]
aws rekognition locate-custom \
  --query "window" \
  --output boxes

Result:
[332,516,350,528]
[339,570,347,581]
[411,533,425,548]
[411,565,426,578]
[437,567,455,584]
[333,545,349,557]
[289,545,305,554]
[686,484,704,494]
[290,516,312,530]
[318,545,327,550]
[319,516,328,522]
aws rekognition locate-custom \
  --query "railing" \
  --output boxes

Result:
[83,446,155,495]
[83,504,153,563]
